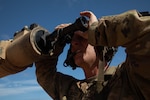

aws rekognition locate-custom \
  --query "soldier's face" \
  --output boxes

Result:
[71,31,97,68]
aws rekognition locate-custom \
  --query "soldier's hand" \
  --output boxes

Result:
[80,11,98,26]
[50,24,73,57]
[55,23,72,30]
[79,11,98,39]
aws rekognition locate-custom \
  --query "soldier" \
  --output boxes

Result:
[35,29,117,100]
[79,10,150,99]
[0,17,116,100]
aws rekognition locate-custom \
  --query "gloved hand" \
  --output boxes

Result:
[47,24,71,57]
[46,16,88,57]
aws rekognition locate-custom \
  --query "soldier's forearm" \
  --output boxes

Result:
[88,10,150,47]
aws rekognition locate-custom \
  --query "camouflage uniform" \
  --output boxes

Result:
[35,53,116,100]
[88,10,150,99]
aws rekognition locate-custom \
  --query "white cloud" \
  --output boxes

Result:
[0,34,11,40]
[0,86,41,96]
[65,0,79,7]
[0,79,42,96]
[0,84,5,87]
[12,79,38,85]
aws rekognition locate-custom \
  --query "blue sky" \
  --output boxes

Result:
[0,0,149,100]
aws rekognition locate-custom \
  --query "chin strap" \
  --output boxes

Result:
[96,46,107,93]
[96,46,117,93]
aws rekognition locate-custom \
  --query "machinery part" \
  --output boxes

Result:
[46,16,88,55]
[2,24,50,67]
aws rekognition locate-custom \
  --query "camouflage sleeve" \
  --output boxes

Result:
[35,55,77,99]
[88,10,150,47]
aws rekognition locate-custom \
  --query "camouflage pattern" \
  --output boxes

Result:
[35,54,116,100]
[1,9,150,100]
[88,10,150,99]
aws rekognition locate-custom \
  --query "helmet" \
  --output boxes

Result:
[63,45,117,70]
